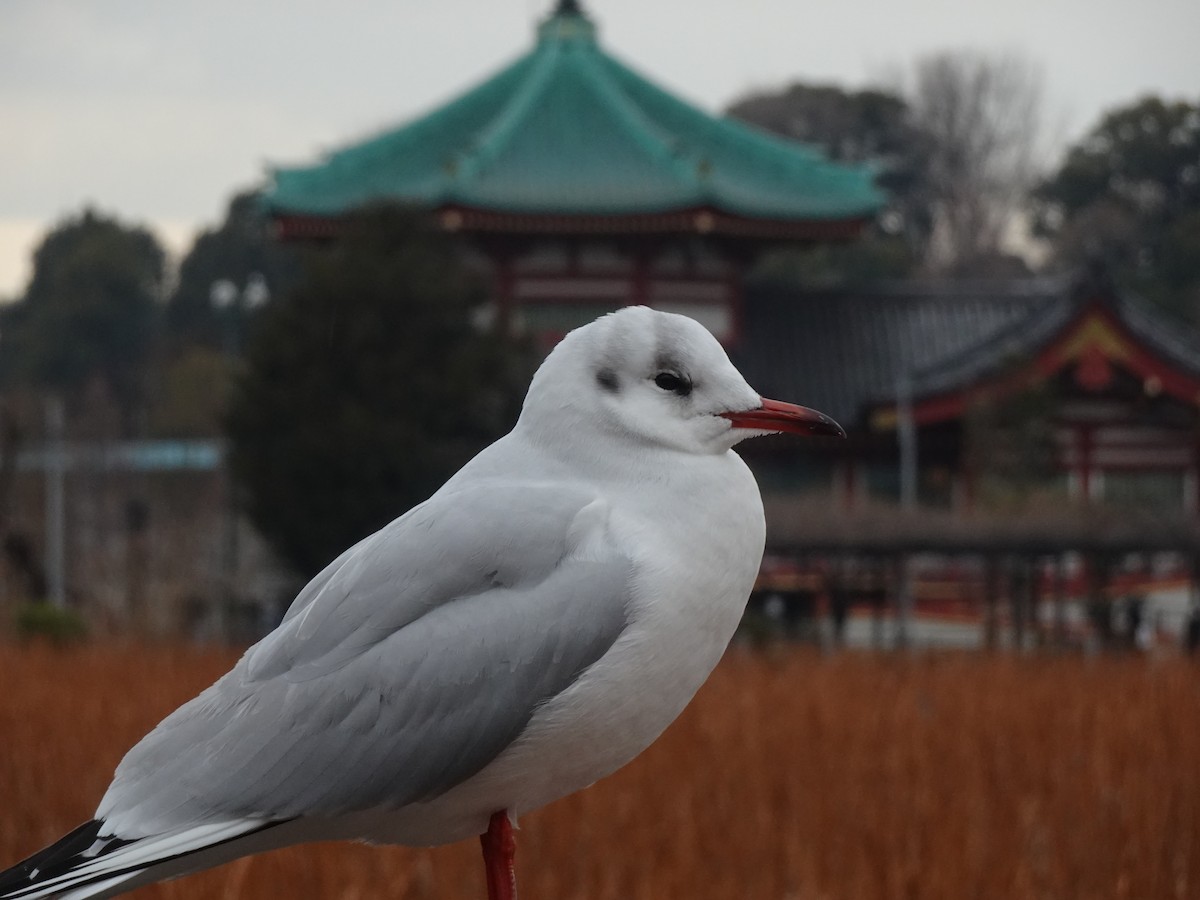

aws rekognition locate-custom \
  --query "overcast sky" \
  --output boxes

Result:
[1,0,1197,299]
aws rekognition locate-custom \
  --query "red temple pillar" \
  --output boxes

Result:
[492,252,516,336]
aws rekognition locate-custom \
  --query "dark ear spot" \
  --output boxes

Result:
[596,368,619,393]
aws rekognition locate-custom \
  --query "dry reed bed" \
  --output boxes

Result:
[0,643,1197,900]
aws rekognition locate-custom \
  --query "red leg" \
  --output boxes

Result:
[480,809,517,900]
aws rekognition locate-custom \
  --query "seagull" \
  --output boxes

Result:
[0,306,843,900]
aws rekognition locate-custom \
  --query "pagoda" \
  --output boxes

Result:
[264,0,882,344]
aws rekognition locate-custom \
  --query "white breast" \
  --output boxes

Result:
[361,450,765,847]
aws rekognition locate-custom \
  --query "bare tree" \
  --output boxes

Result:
[905,51,1047,274]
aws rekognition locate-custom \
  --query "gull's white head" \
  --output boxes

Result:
[516,306,843,458]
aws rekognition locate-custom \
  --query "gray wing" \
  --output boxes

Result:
[98,480,632,835]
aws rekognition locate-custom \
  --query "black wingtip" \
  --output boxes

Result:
[0,820,132,898]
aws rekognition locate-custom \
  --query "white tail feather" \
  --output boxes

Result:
[3,820,271,900]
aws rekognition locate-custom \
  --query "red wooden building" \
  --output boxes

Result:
[736,267,1200,519]
[262,2,1200,522]
[264,0,882,347]
[260,1,1200,645]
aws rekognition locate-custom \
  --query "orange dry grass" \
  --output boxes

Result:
[1,642,1198,900]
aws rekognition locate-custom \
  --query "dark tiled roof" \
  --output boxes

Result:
[906,286,1076,399]
[735,279,1067,428]
[1114,292,1200,378]
[909,278,1200,398]
[736,276,1200,430]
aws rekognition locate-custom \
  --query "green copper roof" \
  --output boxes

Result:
[265,4,883,223]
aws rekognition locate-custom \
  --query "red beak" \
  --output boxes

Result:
[720,397,846,438]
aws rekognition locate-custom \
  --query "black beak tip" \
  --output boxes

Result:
[820,415,847,439]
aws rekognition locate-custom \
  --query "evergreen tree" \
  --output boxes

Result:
[225,207,533,577]
[0,208,166,433]
[165,189,300,352]
[1036,96,1200,319]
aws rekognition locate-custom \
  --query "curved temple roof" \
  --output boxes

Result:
[735,271,1200,431]
[265,2,883,235]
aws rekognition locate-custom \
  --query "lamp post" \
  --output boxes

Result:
[208,274,269,639]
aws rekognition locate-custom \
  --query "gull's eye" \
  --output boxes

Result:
[653,372,693,397]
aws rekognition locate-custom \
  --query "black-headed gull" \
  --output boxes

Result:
[0,306,843,900]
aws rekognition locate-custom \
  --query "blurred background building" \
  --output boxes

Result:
[2,0,1199,650]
